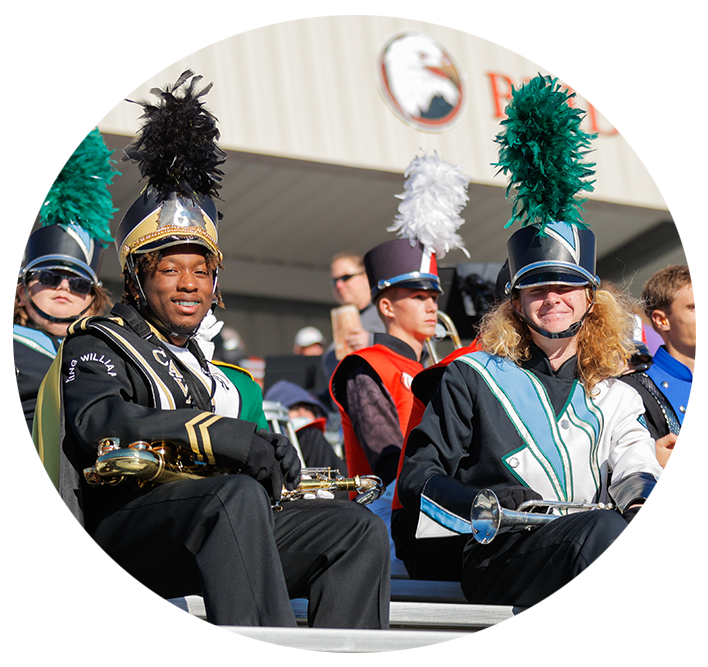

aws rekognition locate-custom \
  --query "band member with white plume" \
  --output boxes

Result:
[33,70,391,629]
[330,151,470,575]
[396,74,664,604]
[387,151,470,259]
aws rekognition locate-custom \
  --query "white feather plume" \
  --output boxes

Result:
[388,152,470,259]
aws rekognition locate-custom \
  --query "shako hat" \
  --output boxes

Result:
[492,74,599,295]
[365,238,441,298]
[115,70,225,271]
[20,128,118,286]
[493,74,600,338]
[506,220,599,292]
[366,152,470,299]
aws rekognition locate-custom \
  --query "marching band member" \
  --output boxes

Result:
[397,75,664,606]
[330,153,470,574]
[33,71,390,628]
[14,128,116,431]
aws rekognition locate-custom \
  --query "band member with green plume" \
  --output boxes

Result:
[396,75,664,605]
[14,128,117,431]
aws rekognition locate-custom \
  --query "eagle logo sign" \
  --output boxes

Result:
[377,32,465,132]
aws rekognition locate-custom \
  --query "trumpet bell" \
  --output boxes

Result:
[471,488,504,544]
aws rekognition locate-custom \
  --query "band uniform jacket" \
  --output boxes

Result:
[620,344,691,440]
[33,302,266,530]
[397,345,664,539]
[14,322,62,431]
[645,345,692,425]
[12,320,61,565]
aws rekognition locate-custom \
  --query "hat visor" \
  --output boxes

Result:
[515,270,593,290]
[22,256,98,283]
[372,275,443,298]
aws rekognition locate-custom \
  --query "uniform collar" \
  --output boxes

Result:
[652,345,693,381]
[373,332,419,362]
[522,341,578,380]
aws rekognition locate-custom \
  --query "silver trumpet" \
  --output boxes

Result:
[470,488,614,544]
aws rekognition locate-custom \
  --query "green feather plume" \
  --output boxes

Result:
[493,74,597,232]
[39,128,120,245]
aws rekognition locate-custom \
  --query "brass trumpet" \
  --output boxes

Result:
[471,488,614,544]
[83,439,383,505]
[425,310,463,364]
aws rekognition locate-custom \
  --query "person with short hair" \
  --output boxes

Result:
[331,152,472,577]
[620,264,693,466]
[323,252,387,377]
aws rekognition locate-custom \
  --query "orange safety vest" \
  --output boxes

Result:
[330,345,422,481]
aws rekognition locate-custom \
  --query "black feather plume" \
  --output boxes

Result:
[124,70,226,203]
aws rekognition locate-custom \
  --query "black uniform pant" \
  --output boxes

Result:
[90,474,390,627]
[462,507,696,638]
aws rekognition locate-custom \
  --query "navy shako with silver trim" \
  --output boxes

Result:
[505,220,600,294]
[364,238,442,300]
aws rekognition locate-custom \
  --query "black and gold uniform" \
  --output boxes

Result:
[34,302,390,628]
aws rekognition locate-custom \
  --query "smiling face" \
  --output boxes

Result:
[516,284,590,339]
[137,246,215,346]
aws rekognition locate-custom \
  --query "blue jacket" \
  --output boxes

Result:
[646,345,692,425]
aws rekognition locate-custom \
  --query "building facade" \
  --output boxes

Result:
[13,15,697,356]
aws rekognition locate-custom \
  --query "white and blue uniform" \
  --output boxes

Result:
[397,344,662,606]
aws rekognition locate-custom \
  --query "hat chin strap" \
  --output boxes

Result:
[22,283,95,325]
[511,288,596,340]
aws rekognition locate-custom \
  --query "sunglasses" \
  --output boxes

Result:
[330,272,364,287]
[30,270,93,295]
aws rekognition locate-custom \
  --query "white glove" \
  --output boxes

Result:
[303,490,336,500]
[194,310,224,360]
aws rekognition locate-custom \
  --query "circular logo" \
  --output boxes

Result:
[377,32,465,132]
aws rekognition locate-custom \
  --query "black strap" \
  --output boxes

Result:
[632,372,681,435]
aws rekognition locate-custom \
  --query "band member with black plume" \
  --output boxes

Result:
[33,71,390,628]
[396,75,664,605]
[14,128,117,431]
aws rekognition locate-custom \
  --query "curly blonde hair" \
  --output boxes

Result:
[477,287,638,395]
